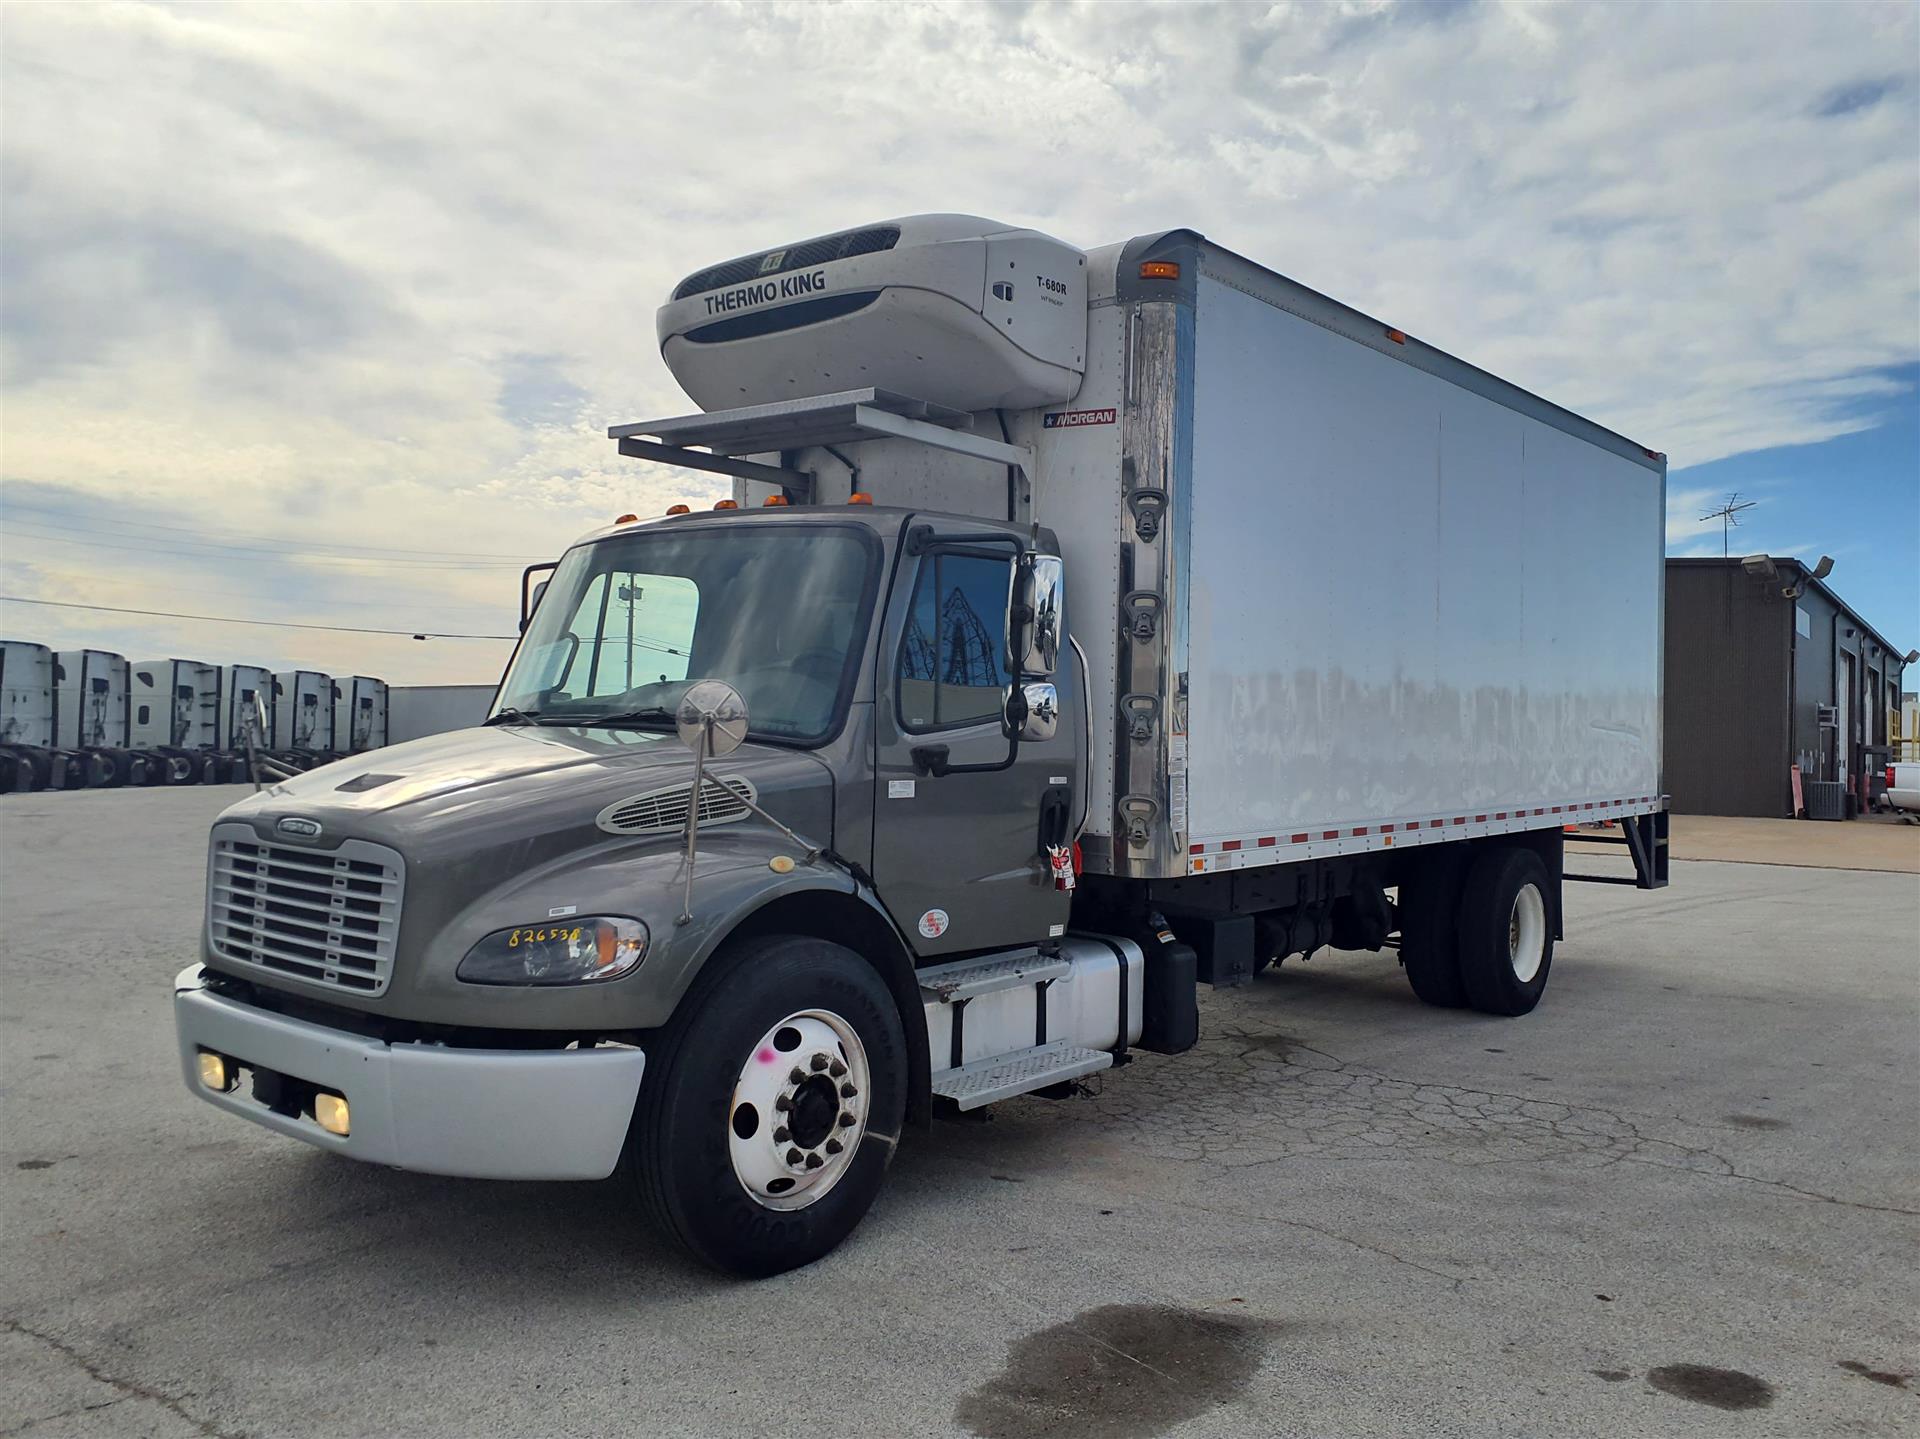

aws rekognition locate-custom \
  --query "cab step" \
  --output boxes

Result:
[917,948,1069,1004]
[930,1040,1113,1111]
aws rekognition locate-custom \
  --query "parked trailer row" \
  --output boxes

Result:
[0,640,390,793]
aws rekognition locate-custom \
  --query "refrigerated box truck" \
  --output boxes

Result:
[175,213,1668,1276]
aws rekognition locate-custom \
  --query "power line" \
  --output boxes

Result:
[2,523,528,569]
[2,501,541,560]
[0,596,519,640]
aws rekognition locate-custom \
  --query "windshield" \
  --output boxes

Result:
[493,522,878,743]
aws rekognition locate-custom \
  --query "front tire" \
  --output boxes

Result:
[1456,846,1554,1016]
[627,934,907,1277]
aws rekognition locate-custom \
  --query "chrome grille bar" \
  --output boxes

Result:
[205,823,404,996]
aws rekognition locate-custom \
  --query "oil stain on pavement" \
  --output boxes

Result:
[956,1303,1270,1439]
[1647,1363,1775,1410]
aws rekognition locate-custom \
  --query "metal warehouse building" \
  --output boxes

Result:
[1665,557,1913,818]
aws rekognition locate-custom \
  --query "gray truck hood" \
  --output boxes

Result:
[217,723,835,860]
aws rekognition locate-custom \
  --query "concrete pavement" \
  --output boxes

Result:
[3,786,1915,1437]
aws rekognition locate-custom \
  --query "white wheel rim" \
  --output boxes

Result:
[1508,883,1547,984]
[727,1009,869,1212]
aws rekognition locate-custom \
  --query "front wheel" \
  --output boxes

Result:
[1456,846,1555,1016]
[626,934,907,1277]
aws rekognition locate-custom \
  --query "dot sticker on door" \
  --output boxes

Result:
[917,909,950,939]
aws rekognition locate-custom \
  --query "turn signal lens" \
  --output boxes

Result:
[1139,261,1181,280]
[847,492,873,505]
[666,504,691,515]
[714,499,739,510]
[314,1092,350,1136]
[196,1050,235,1093]
[763,495,789,506]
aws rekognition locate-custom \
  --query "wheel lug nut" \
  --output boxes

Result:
[774,1095,791,1112]
[838,1112,856,1128]
[804,1153,824,1170]
[840,1082,857,1098]
[790,1067,807,1085]
[786,1148,803,1165]
[810,1054,829,1072]
[773,1126,790,1143]
[829,1060,847,1078]
[825,1139,843,1155]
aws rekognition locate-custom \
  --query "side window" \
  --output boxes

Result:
[897,551,1011,731]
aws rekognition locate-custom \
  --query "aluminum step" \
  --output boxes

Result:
[917,949,1070,1004]
[930,1040,1113,1111]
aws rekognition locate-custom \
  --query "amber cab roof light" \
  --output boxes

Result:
[713,499,739,510]
[847,492,874,505]
[763,495,789,506]
[665,504,691,515]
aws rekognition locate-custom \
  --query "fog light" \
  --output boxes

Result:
[197,1050,235,1093]
[314,1092,350,1136]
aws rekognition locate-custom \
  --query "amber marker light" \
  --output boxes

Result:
[1139,261,1181,280]
[666,504,691,515]
[847,493,874,505]
[714,499,739,510]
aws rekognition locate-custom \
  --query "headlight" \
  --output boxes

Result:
[456,917,648,986]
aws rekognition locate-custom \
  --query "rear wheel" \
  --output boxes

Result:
[627,934,907,1277]
[1456,846,1554,1016]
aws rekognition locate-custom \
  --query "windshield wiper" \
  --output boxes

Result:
[581,706,679,729]
[483,707,544,726]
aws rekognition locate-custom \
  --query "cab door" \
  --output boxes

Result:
[870,524,1075,958]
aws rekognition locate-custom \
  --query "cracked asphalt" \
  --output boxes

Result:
[3,787,1917,1437]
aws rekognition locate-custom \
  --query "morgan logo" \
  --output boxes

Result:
[917,909,950,940]
[1043,408,1117,429]
[276,816,323,840]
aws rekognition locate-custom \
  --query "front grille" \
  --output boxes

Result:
[206,823,403,995]
[597,776,755,835]
[670,226,900,301]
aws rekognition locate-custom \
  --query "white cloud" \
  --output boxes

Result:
[1,0,1915,680]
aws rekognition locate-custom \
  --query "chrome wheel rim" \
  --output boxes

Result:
[1508,883,1547,984]
[728,1009,869,1211]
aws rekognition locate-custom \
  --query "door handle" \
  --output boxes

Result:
[911,745,951,777]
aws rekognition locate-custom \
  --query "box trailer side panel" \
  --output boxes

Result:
[1182,270,1663,859]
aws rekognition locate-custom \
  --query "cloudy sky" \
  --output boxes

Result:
[3,0,1916,685]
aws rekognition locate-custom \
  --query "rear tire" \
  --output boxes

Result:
[626,934,907,1277]
[1456,846,1554,1016]
[1399,853,1467,1007]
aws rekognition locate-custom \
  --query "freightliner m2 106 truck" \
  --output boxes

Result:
[175,215,1669,1275]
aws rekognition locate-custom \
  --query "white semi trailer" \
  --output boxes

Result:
[132,659,224,784]
[331,676,388,753]
[54,649,140,786]
[176,214,1668,1276]
[270,670,333,755]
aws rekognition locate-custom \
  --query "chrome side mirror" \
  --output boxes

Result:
[1011,553,1063,677]
[1004,680,1059,743]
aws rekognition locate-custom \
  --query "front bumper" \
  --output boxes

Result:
[172,965,646,1180]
